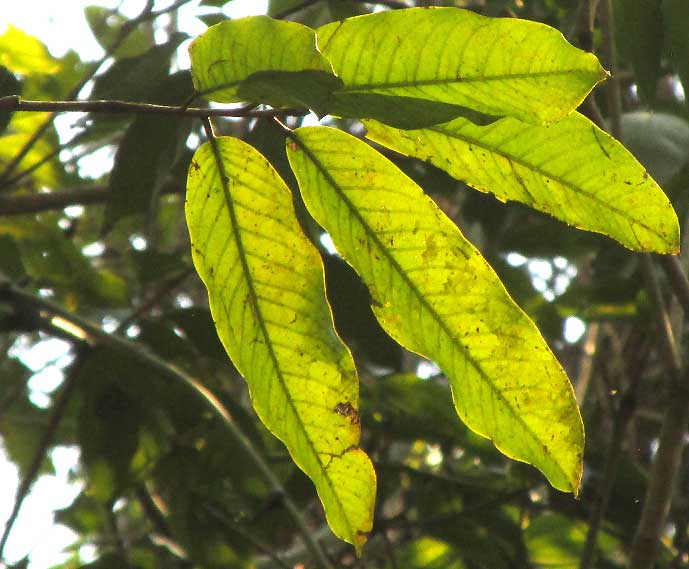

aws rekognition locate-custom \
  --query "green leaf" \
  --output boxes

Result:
[621,111,689,186]
[287,126,584,493]
[189,17,343,113]
[186,136,376,550]
[104,72,194,231]
[364,112,679,254]
[0,25,61,75]
[664,0,689,98]
[85,6,150,59]
[317,7,607,125]
[613,0,663,105]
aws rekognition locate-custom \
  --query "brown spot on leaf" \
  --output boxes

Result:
[334,402,360,425]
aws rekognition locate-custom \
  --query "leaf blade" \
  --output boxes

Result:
[287,126,584,492]
[317,7,606,125]
[189,16,342,112]
[364,112,679,254]
[186,136,375,550]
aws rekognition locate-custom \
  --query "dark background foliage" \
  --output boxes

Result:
[0,1,688,568]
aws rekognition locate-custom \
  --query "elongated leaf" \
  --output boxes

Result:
[287,126,584,492]
[189,17,342,113]
[364,112,679,254]
[317,7,606,125]
[186,136,375,550]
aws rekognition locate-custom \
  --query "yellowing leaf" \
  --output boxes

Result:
[189,17,342,112]
[287,126,584,493]
[317,7,606,125]
[186,136,375,550]
[0,25,60,75]
[364,112,679,254]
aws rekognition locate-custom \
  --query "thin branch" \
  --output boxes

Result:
[0,96,308,119]
[627,256,688,569]
[0,345,87,561]
[579,333,646,569]
[0,178,184,216]
[204,503,292,569]
[640,255,681,378]
[0,186,109,215]
[0,278,335,569]
[660,256,689,319]
[115,267,194,333]
[629,373,689,569]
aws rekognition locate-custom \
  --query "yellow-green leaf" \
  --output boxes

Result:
[189,17,342,112]
[364,112,679,254]
[186,136,375,550]
[317,7,607,125]
[287,126,584,493]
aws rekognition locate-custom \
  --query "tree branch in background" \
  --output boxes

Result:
[0,344,87,562]
[628,255,688,569]
[0,96,309,119]
[660,255,689,319]
[0,277,335,569]
[579,331,646,569]
[0,186,109,215]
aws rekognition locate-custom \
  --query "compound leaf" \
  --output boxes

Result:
[186,136,375,551]
[317,7,606,125]
[364,112,679,254]
[287,126,584,493]
[189,16,342,113]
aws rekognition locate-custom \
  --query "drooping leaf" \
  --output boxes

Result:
[104,72,194,232]
[317,7,606,125]
[613,0,663,105]
[186,136,376,550]
[663,0,689,97]
[287,126,584,493]
[188,17,343,113]
[364,112,679,254]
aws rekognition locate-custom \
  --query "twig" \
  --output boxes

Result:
[629,373,689,569]
[0,278,335,569]
[579,333,646,569]
[0,186,109,215]
[115,267,195,334]
[204,503,292,569]
[0,345,87,561]
[627,255,688,569]
[660,256,689,319]
[640,255,681,378]
[0,96,308,119]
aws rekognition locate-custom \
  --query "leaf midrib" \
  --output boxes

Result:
[294,131,571,486]
[423,120,665,242]
[205,141,355,537]
[337,69,600,93]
